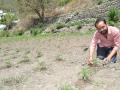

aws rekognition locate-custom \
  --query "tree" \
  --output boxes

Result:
[16,0,52,22]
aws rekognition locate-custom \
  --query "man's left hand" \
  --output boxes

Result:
[102,57,111,65]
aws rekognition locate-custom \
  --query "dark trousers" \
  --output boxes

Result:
[97,44,117,63]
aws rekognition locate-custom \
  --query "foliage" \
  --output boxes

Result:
[108,8,120,22]
[0,13,17,25]
[59,84,75,90]
[0,30,10,37]
[1,75,25,86]
[80,66,91,81]
[58,0,72,6]
[30,27,44,36]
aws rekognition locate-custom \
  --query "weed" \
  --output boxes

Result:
[1,75,25,86]
[34,59,47,71]
[37,52,43,58]
[93,58,100,66]
[56,54,64,61]
[59,84,76,90]
[108,8,120,22]
[80,66,91,81]
[4,59,12,68]
[18,56,30,64]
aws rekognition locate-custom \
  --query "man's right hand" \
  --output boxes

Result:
[87,57,93,65]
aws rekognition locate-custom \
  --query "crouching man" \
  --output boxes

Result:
[87,17,120,65]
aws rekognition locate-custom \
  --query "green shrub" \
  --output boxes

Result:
[108,20,115,26]
[108,8,120,22]
[4,59,12,68]
[54,23,65,30]
[0,30,10,37]
[12,30,24,36]
[30,27,43,36]
[96,0,103,5]
[0,13,17,25]
[58,0,72,6]
[66,20,82,29]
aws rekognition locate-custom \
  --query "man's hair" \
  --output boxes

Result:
[95,17,106,27]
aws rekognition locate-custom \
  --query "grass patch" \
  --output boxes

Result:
[0,75,26,86]
[18,56,30,64]
[0,30,95,44]
[4,59,12,68]
[34,59,47,71]
[59,84,77,90]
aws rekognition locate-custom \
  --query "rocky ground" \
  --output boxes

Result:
[0,33,120,90]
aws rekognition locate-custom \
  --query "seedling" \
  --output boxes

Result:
[37,52,43,58]
[93,58,100,66]
[34,59,47,71]
[59,84,76,90]
[18,56,30,64]
[4,59,12,68]
[80,66,91,81]
[56,54,64,61]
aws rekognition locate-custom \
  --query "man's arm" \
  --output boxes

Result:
[87,32,98,64]
[105,29,120,62]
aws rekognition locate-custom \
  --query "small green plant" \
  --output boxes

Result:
[93,58,100,66]
[1,75,25,86]
[34,59,47,71]
[108,20,115,26]
[18,56,30,64]
[54,23,65,30]
[12,30,24,36]
[108,8,120,22]
[37,52,43,58]
[30,27,43,36]
[66,20,82,29]
[59,84,75,90]
[80,66,91,81]
[0,30,10,37]
[4,59,12,68]
[56,54,64,61]
[96,0,103,5]
[58,0,72,6]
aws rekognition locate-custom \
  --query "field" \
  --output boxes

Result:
[0,32,120,90]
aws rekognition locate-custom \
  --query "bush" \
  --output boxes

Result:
[12,30,24,36]
[108,8,120,22]
[54,23,65,29]
[96,0,103,5]
[108,20,115,26]
[30,27,43,36]
[58,0,72,6]
[0,30,10,37]
[66,20,82,29]
[0,13,17,28]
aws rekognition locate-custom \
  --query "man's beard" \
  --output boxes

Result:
[99,29,108,35]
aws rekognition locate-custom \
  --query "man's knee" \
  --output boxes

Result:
[97,55,105,60]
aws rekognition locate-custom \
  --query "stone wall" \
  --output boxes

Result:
[58,0,120,23]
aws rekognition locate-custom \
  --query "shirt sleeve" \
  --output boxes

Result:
[113,28,120,51]
[90,32,98,49]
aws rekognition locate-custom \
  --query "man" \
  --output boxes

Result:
[87,17,120,65]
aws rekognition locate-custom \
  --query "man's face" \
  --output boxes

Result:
[96,21,108,35]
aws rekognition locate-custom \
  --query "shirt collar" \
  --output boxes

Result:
[108,26,112,34]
